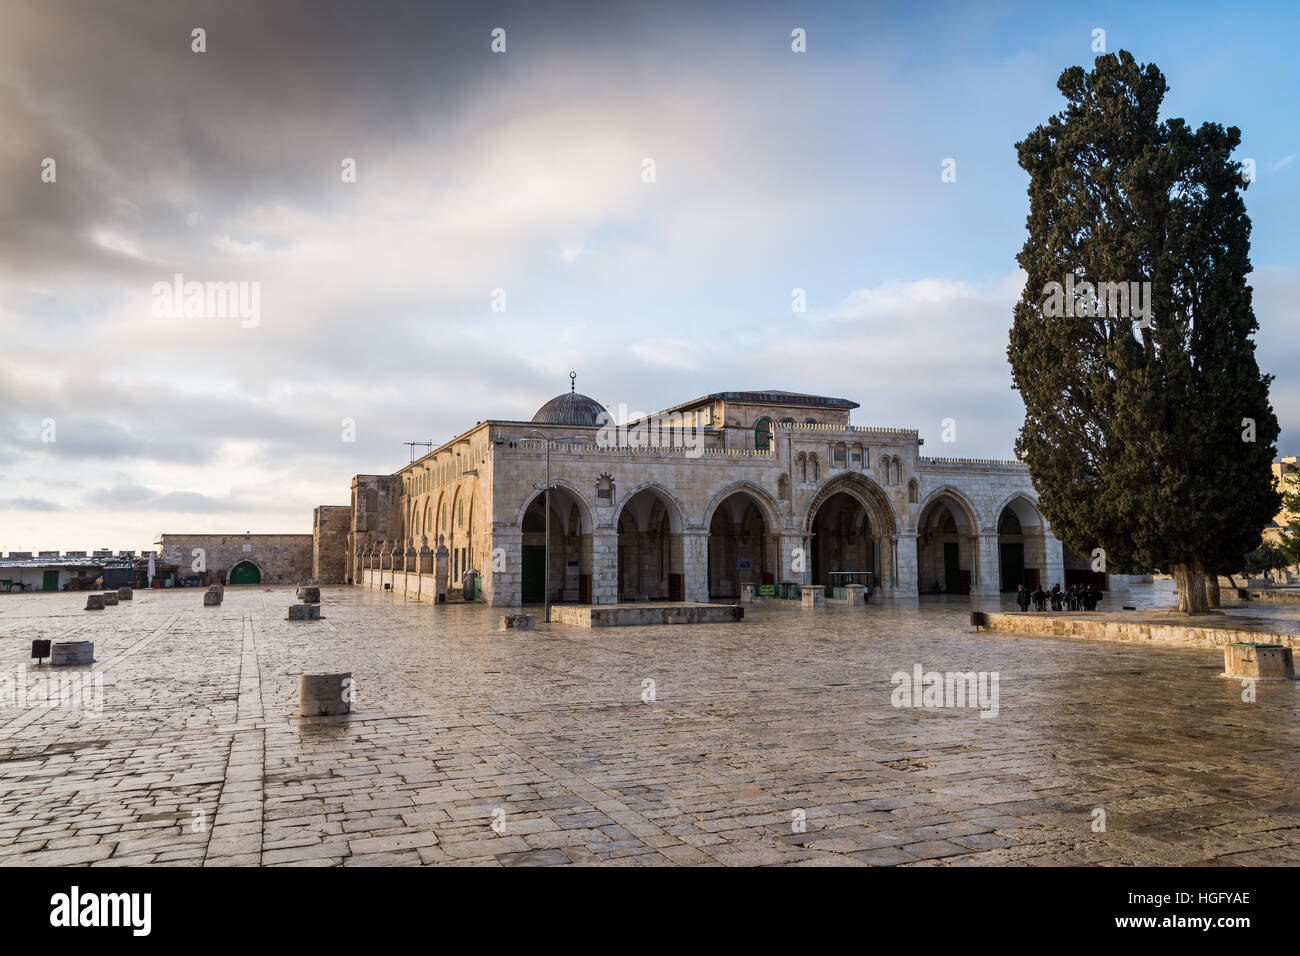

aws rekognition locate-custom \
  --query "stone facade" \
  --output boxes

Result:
[155,533,313,585]
[333,387,1083,607]
[312,506,352,584]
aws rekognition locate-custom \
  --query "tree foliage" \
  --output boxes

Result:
[1008,51,1280,613]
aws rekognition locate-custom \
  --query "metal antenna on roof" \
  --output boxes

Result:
[404,440,433,463]
[570,370,576,393]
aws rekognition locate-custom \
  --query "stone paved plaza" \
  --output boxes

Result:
[0,586,1296,867]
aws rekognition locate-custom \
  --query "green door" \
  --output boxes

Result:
[521,546,545,604]
[999,543,1023,591]
[43,570,59,591]
[943,543,960,594]
[229,561,261,585]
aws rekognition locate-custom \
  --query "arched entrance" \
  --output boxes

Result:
[996,495,1047,591]
[520,485,593,604]
[810,493,875,589]
[917,490,978,595]
[229,561,261,585]
[616,486,684,601]
[804,474,898,594]
[706,489,776,598]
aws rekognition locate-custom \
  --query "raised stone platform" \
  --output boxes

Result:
[550,602,743,628]
[980,610,1300,650]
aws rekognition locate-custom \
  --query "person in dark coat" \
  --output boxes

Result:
[1016,585,1029,611]
[1031,585,1046,611]
[1050,584,1062,611]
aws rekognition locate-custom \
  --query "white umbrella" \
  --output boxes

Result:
[147,553,156,586]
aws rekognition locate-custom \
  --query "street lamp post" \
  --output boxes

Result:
[526,431,579,622]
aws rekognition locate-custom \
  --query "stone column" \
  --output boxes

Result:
[590,529,618,605]
[489,529,521,606]
[404,539,417,595]
[777,533,808,584]
[434,534,450,602]
[388,544,401,590]
[681,530,709,604]
[893,532,919,598]
[1043,529,1065,591]
[976,532,1001,598]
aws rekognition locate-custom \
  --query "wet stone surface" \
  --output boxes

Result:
[0,586,1296,867]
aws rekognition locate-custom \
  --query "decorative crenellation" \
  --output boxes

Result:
[509,441,776,458]
[776,423,919,436]
[919,456,1028,469]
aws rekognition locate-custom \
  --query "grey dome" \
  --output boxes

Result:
[532,391,609,426]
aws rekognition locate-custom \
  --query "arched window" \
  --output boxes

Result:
[755,417,773,451]
[810,454,820,482]
[778,475,790,500]
[907,479,919,503]
[797,453,807,482]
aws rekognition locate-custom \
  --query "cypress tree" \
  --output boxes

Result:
[1008,51,1280,614]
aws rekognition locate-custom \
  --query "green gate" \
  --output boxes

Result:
[43,570,59,591]
[229,561,262,585]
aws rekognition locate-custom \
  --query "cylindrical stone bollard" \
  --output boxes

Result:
[300,673,351,716]
[118,587,133,600]
[85,594,105,611]
[102,591,119,606]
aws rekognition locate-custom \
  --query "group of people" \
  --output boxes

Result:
[1015,582,1103,612]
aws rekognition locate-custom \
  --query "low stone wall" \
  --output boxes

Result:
[551,603,743,628]
[981,612,1300,650]
[1246,589,1300,604]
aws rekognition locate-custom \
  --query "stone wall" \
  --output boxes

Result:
[312,505,352,584]
[155,533,313,584]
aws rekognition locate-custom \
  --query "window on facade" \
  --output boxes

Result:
[755,417,772,450]
[833,443,847,468]
[798,453,807,482]
[811,455,820,481]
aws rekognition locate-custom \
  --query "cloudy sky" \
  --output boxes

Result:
[1,0,1297,551]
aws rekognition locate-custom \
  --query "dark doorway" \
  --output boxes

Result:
[521,546,545,604]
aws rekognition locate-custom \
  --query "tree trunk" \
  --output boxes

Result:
[1174,561,1209,614]
[1205,573,1221,608]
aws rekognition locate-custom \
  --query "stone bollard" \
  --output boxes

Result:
[203,589,222,607]
[51,641,95,666]
[844,583,866,606]
[499,613,535,630]
[118,587,133,600]
[1223,643,1295,680]
[85,593,105,611]
[299,673,351,716]
[287,604,321,620]
[297,586,321,604]
[800,585,825,608]
[102,591,119,606]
